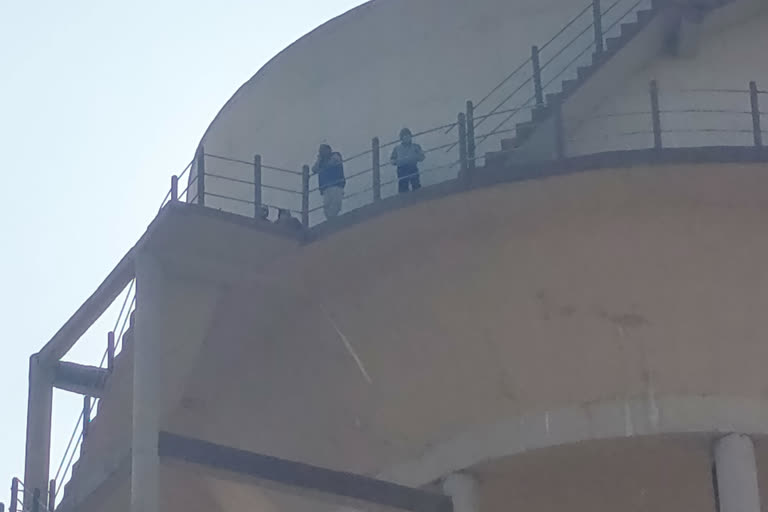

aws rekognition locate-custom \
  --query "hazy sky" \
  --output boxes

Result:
[0,0,365,502]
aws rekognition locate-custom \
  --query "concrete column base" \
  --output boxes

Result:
[714,433,761,512]
[442,473,479,512]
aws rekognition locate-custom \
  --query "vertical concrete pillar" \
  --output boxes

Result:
[130,254,164,512]
[442,473,479,512]
[714,434,761,512]
[23,354,53,509]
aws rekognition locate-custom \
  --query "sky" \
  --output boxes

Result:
[0,0,365,503]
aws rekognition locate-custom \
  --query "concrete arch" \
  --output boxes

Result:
[377,394,768,486]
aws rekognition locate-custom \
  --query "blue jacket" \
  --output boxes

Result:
[312,152,346,192]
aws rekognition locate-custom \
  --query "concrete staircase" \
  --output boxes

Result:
[56,316,135,511]
[483,0,737,167]
[485,0,665,167]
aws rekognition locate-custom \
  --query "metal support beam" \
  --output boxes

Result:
[38,253,135,364]
[593,0,604,56]
[531,46,544,106]
[650,80,663,150]
[158,432,453,512]
[749,81,762,148]
[53,361,109,398]
[24,356,52,511]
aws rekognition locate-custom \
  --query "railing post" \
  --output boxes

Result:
[10,478,18,512]
[750,81,762,148]
[466,101,476,170]
[301,165,310,230]
[1,501,5,512]
[196,145,206,206]
[458,112,469,184]
[593,0,604,57]
[31,489,39,512]
[48,480,55,512]
[650,80,663,150]
[531,46,544,106]
[372,137,381,201]
[107,331,115,372]
[81,396,91,455]
[553,97,565,160]
[253,154,262,217]
[170,175,178,202]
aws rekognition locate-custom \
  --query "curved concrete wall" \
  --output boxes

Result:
[163,161,768,483]
[569,3,768,155]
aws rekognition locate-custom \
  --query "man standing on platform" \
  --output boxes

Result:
[390,128,425,194]
[312,144,346,219]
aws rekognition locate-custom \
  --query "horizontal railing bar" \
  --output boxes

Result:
[261,202,303,215]
[261,183,303,195]
[667,88,751,94]
[540,17,594,71]
[204,192,257,205]
[660,108,752,115]
[343,149,373,163]
[261,164,303,175]
[204,153,252,166]
[424,141,461,154]
[308,176,348,194]
[205,171,256,186]
[540,2,594,52]
[472,105,531,122]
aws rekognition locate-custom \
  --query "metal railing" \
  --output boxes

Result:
[161,80,766,234]
[157,0,660,224]
[7,478,54,512]
[456,0,654,153]
[42,279,137,508]
[566,81,766,153]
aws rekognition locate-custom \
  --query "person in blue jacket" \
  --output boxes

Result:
[312,144,346,218]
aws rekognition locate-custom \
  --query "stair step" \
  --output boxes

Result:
[561,79,579,95]
[546,92,562,106]
[620,21,640,37]
[531,104,550,122]
[636,9,653,24]
[515,121,536,142]
[500,138,519,151]
[606,36,623,52]
[592,50,608,66]
[484,151,508,168]
[576,65,593,81]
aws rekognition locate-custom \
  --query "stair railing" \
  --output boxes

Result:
[469,0,654,153]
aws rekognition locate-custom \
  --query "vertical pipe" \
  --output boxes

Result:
[196,146,205,206]
[531,46,544,106]
[10,478,18,512]
[466,101,476,170]
[24,356,52,512]
[48,480,56,512]
[458,113,468,178]
[750,81,762,148]
[31,489,39,512]
[253,154,262,217]
[170,175,178,202]
[301,165,310,230]
[650,80,663,150]
[372,137,381,201]
[593,0,604,57]
[107,331,115,372]
[81,396,91,455]
[553,98,565,160]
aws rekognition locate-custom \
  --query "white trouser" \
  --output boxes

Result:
[322,186,344,218]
